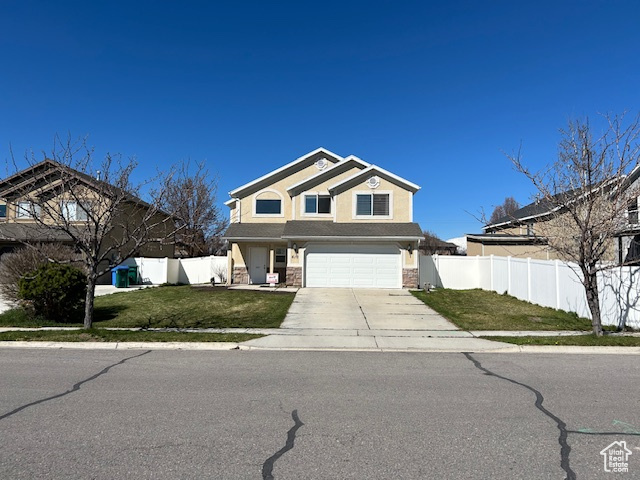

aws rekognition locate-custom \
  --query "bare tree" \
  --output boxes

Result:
[508,113,640,336]
[3,136,175,328]
[488,196,520,224]
[165,160,224,257]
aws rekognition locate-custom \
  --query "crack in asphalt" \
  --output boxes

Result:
[463,353,576,480]
[0,350,151,421]
[262,409,304,480]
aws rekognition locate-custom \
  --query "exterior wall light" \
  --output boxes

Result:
[407,244,413,254]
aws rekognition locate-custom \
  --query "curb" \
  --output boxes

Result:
[0,341,241,351]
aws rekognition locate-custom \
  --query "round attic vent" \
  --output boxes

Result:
[367,176,380,189]
[315,158,328,170]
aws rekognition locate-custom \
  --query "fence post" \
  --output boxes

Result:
[527,257,532,302]
[555,260,561,309]
[507,256,512,295]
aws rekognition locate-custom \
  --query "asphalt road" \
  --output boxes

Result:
[0,349,638,479]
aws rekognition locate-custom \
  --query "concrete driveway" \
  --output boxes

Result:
[243,288,512,351]
[281,288,458,331]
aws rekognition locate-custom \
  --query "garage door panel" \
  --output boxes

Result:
[305,244,401,288]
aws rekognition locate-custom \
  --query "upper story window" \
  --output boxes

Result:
[16,201,41,219]
[526,223,534,236]
[628,198,639,224]
[356,193,389,216]
[0,204,6,218]
[61,201,89,221]
[253,189,284,217]
[255,199,281,215]
[304,194,331,214]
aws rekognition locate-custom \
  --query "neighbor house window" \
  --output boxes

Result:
[356,193,389,216]
[275,248,286,263]
[629,198,639,224]
[0,204,6,218]
[304,194,331,214]
[16,201,40,219]
[255,199,281,215]
[526,224,534,236]
[61,201,89,221]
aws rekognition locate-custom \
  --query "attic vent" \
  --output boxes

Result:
[367,176,380,189]
[315,158,328,170]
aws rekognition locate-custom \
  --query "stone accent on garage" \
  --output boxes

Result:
[233,265,249,284]
[402,268,419,288]
[286,266,302,287]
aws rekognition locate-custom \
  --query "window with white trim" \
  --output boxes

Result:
[16,201,41,219]
[304,194,331,214]
[275,248,286,263]
[356,193,389,216]
[255,199,281,215]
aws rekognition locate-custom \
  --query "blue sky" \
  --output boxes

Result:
[1,0,639,240]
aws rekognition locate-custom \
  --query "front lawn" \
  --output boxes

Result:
[484,334,640,347]
[0,329,262,343]
[412,288,593,331]
[0,286,295,329]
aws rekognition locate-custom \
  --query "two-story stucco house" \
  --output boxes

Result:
[223,148,423,288]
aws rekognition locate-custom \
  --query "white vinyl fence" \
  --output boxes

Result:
[420,255,640,329]
[119,256,228,285]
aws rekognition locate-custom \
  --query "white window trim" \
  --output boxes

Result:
[252,189,285,218]
[352,190,393,219]
[300,191,333,218]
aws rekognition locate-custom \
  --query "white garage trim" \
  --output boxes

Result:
[304,243,401,288]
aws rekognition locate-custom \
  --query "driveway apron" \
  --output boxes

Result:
[244,288,512,351]
[280,288,458,331]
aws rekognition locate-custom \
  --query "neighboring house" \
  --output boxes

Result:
[467,167,640,263]
[466,198,560,260]
[0,159,175,263]
[420,233,459,256]
[223,148,422,288]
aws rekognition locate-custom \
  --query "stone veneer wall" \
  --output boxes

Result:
[233,266,248,285]
[286,266,302,287]
[402,268,419,288]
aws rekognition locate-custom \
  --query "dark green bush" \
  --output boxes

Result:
[18,264,87,322]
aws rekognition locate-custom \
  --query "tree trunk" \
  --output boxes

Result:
[583,270,603,336]
[84,272,97,329]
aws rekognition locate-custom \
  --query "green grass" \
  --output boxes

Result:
[0,329,262,343]
[412,288,593,331]
[0,285,295,329]
[484,334,640,346]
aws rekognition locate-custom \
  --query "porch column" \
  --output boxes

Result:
[269,248,275,274]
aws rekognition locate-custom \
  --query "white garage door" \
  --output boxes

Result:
[305,244,401,288]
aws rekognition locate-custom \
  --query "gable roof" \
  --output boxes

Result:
[286,155,370,193]
[228,147,343,198]
[328,165,420,193]
[0,159,149,206]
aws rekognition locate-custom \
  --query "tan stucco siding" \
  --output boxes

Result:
[467,240,559,260]
[292,166,365,221]
[235,163,333,224]
[334,178,413,223]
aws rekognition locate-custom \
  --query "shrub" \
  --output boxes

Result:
[18,263,87,322]
[0,244,81,303]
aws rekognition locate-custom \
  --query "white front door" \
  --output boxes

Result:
[249,247,268,284]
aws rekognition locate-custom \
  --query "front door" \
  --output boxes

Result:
[249,247,267,284]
